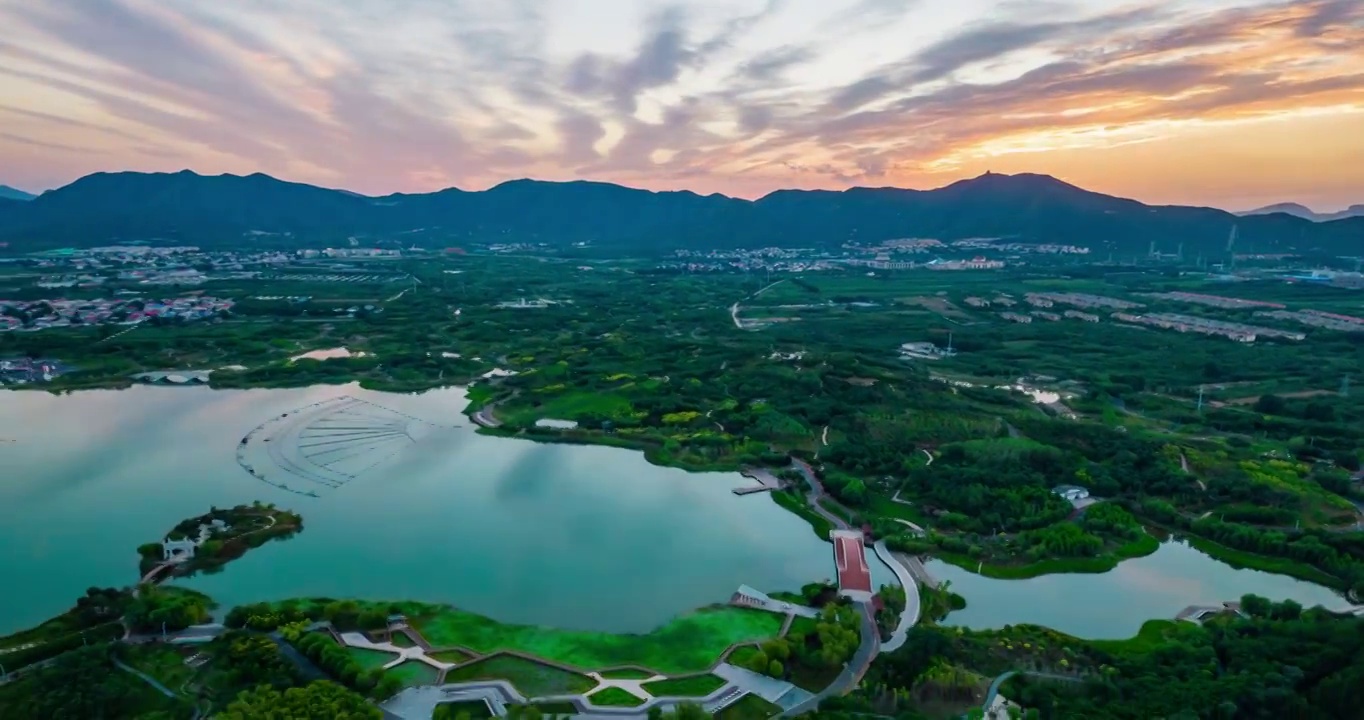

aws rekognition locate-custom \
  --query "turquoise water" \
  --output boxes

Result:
[929,539,1346,639]
[0,384,842,635]
[1,383,1340,642]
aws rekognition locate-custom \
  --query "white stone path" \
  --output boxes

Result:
[339,631,452,672]
[584,672,665,701]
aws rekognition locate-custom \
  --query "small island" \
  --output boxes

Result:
[136,503,303,581]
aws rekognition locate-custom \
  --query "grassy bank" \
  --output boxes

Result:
[1181,535,1342,588]
[588,687,646,707]
[771,490,833,539]
[443,655,594,697]
[471,425,740,473]
[932,535,1160,580]
[641,674,727,697]
[411,605,783,674]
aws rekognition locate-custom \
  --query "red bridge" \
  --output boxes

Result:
[832,530,873,598]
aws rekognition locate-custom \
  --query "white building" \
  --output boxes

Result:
[1052,485,1090,502]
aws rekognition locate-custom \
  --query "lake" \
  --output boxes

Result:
[0,383,1345,642]
[929,540,1347,639]
[0,384,847,636]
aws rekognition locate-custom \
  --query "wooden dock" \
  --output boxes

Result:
[734,467,783,495]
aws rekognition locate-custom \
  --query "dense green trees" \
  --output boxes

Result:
[125,587,212,633]
[862,598,1364,720]
[293,632,402,699]
[219,632,299,690]
[213,681,380,719]
[0,645,190,720]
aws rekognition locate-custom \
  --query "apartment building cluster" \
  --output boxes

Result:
[1255,309,1364,334]
[1144,291,1286,310]
[1025,292,1144,310]
[0,296,233,332]
[1112,312,1305,342]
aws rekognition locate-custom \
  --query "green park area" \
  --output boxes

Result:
[411,604,784,674]
[589,686,647,707]
[387,660,441,687]
[442,655,596,697]
[8,253,1362,590]
[641,674,728,697]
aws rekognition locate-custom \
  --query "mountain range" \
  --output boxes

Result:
[1237,202,1364,223]
[0,185,35,202]
[0,170,1359,256]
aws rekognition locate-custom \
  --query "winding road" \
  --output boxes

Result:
[790,458,853,532]
[872,541,921,652]
[779,458,931,714]
[980,671,1082,717]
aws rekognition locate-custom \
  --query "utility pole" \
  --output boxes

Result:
[1196,385,1205,414]
[1342,375,1351,398]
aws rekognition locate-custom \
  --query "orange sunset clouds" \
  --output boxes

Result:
[0,0,1360,210]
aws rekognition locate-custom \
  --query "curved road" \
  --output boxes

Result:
[780,601,879,718]
[872,541,920,652]
[981,671,1082,717]
[790,458,852,531]
[112,657,176,697]
[778,458,887,716]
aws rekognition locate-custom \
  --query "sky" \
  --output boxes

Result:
[1,0,1362,211]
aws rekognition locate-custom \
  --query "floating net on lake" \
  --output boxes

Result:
[236,396,446,497]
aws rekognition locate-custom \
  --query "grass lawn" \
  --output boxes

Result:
[866,495,932,526]
[442,655,596,697]
[387,660,440,687]
[412,606,782,673]
[772,490,832,540]
[716,694,781,720]
[121,644,197,691]
[504,391,633,425]
[726,645,762,668]
[390,632,417,648]
[589,687,646,707]
[641,674,727,697]
[430,649,473,665]
[598,668,656,679]
[437,700,494,719]
[786,616,819,638]
[1088,620,1195,654]
[518,701,579,715]
[347,646,397,670]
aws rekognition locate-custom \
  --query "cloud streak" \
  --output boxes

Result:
[0,0,1361,210]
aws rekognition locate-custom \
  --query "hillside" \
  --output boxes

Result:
[0,170,1360,255]
[1239,202,1364,223]
[0,185,34,202]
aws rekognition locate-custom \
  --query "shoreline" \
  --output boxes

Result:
[6,380,1348,605]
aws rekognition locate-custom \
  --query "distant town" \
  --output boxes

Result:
[1,295,233,333]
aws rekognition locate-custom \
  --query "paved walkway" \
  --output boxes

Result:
[732,585,820,619]
[338,631,459,673]
[712,662,815,710]
[981,670,1082,715]
[890,518,926,535]
[112,657,176,697]
[381,675,757,720]
[791,458,851,531]
[872,541,920,652]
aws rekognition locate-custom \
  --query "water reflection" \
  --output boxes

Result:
[931,540,1345,639]
[0,384,833,635]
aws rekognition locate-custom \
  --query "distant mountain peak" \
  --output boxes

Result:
[1238,202,1364,222]
[2,167,1359,255]
[0,184,35,201]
